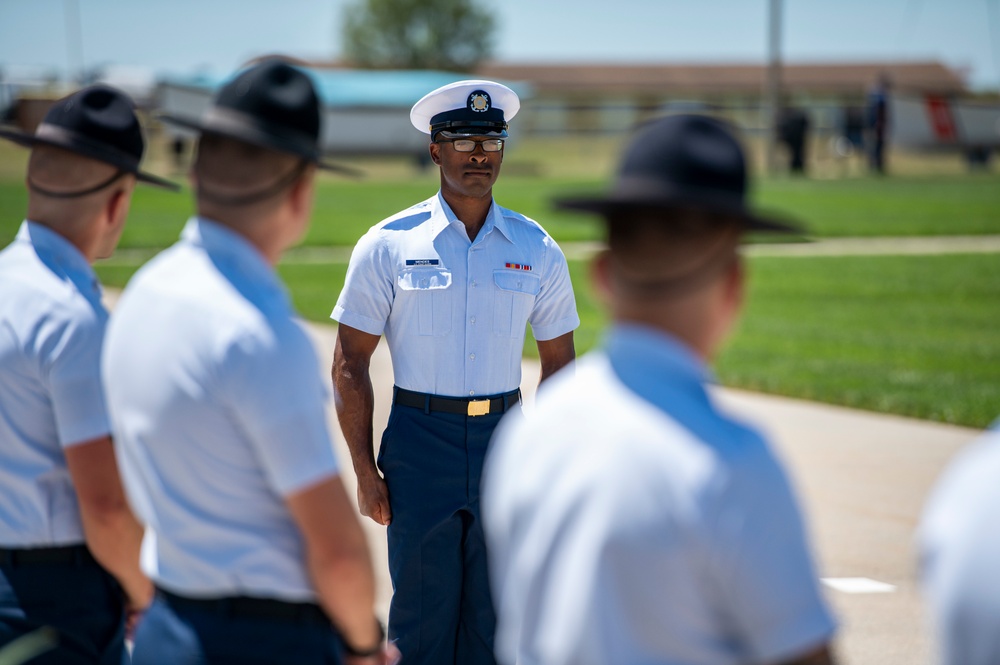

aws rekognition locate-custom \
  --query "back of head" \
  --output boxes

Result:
[193,133,308,222]
[26,144,133,227]
[556,113,802,356]
[604,207,742,302]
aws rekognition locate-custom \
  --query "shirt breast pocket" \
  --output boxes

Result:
[493,270,540,338]
[397,268,453,336]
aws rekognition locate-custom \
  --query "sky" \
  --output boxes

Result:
[1,0,998,90]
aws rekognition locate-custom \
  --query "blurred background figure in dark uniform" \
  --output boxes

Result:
[777,105,810,175]
[866,73,891,174]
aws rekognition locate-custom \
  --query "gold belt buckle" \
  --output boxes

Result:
[467,399,491,417]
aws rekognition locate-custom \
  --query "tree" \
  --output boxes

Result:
[341,0,496,72]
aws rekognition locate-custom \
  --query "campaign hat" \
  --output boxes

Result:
[410,80,520,139]
[161,59,357,175]
[0,85,178,191]
[555,114,799,233]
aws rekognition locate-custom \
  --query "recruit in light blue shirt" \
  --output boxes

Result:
[485,324,836,665]
[0,221,110,547]
[104,217,339,601]
[333,193,580,397]
[920,422,1000,665]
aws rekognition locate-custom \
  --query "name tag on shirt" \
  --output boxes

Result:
[406,259,440,266]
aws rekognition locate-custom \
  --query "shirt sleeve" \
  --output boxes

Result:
[223,320,339,497]
[709,442,836,663]
[46,306,112,447]
[528,236,580,341]
[331,229,394,336]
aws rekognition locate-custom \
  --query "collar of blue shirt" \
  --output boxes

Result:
[182,217,291,309]
[604,323,715,413]
[433,192,514,245]
[18,220,102,306]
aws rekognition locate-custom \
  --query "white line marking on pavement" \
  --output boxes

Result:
[822,577,897,594]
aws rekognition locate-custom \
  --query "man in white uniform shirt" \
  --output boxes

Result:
[103,60,396,664]
[483,114,837,665]
[0,85,176,662]
[919,421,1000,665]
[332,80,579,665]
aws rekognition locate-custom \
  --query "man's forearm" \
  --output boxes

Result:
[80,501,152,607]
[333,356,378,479]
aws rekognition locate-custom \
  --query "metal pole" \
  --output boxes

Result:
[764,0,782,175]
[65,0,85,84]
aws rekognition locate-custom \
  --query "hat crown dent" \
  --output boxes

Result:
[619,115,746,200]
[44,85,145,162]
[216,61,321,143]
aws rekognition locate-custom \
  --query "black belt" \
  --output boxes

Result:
[0,544,95,567]
[157,588,329,626]
[393,387,521,417]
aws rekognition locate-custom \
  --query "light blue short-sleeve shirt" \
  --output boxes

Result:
[919,424,1000,665]
[0,221,110,547]
[103,218,339,601]
[484,325,836,665]
[332,193,580,397]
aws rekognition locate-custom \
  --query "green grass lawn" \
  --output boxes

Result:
[3,171,1000,248]
[95,252,998,429]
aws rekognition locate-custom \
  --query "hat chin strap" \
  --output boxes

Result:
[197,160,308,207]
[27,170,124,199]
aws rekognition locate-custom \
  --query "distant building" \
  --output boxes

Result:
[473,61,967,136]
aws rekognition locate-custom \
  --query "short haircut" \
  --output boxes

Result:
[193,134,306,212]
[604,206,743,297]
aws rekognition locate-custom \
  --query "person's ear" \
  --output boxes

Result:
[723,255,745,314]
[590,249,614,305]
[429,142,441,166]
[289,166,316,218]
[105,178,135,230]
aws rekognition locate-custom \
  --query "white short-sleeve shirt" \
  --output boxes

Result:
[332,193,579,397]
[483,324,836,665]
[103,218,339,601]
[0,221,110,547]
[919,424,1000,665]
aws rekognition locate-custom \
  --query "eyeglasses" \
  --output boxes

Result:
[439,138,505,153]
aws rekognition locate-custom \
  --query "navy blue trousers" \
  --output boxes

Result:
[378,400,515,665]
[0,547,127,664]
[131,593,345,664]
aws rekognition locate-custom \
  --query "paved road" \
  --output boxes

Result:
[302,323,981,665]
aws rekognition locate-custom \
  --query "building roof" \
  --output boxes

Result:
[161,67,530,108]
[474,61,967,98]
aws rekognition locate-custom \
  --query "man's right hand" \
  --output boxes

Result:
[357,475,392,526]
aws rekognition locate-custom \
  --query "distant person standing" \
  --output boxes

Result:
[332,80,579,665]
[866,74,891,174]
[483,114,837,665]
[778,106,810,174]
[919,421,1000,665]
[0,85,177,662]
[103,60,396,664]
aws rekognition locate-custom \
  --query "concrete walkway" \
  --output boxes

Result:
[299,322,981,665]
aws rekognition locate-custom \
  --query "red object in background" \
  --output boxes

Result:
[925,96,959,142]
